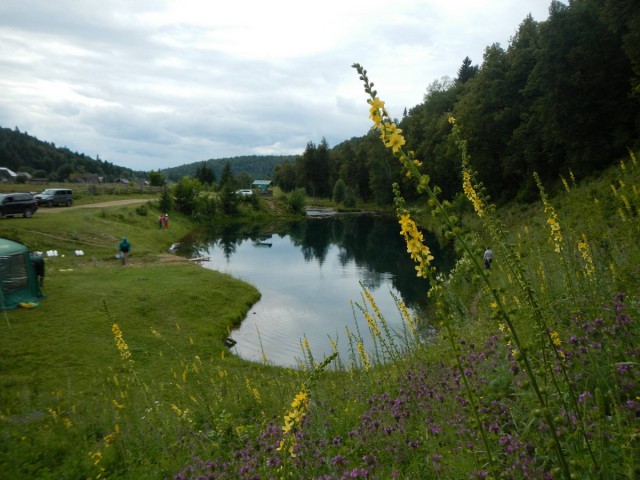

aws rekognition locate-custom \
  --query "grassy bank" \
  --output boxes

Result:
[0,198,272,478]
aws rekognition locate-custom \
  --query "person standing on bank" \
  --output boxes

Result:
[118,237,131,265]
[483,247,493,270]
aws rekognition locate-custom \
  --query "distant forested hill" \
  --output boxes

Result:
[162,155,296,182]
[0,126,136,182]
[0,126,294,184]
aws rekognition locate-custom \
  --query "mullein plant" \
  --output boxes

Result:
[276,352,338,475]
[354,63,501,475]
[88,302,140,480]
[351,63,637,479]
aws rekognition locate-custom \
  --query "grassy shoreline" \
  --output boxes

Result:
[2,164,639,479]
[0,197,277,478]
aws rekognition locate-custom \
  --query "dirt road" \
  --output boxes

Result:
[36,198,148,213]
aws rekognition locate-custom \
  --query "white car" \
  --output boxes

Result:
[235,189,253,196]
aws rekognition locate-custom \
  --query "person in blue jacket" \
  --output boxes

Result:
[118,237,131,265]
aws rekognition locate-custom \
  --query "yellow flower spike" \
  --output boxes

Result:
[618,207,627,221]
[357,342,371,371]
[621,194,631,212]
[364,312,381,336]
[278,387,310,457]
[462,170,484,217]
[535,173,564,252]
[111,323,132,363]
[577,234,595,279]
[91,451,103,466]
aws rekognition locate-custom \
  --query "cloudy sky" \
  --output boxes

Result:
[0,0,551,172]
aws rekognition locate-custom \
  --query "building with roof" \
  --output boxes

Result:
[252,180,272,192]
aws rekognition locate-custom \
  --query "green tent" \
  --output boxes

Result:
[0,238,44,310]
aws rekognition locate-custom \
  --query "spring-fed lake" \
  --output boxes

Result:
[181,214,453,367]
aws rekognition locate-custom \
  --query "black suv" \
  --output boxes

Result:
[35,188,73,207]
[0,192,38,218]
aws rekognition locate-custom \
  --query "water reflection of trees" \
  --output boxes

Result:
[179,216,455,308]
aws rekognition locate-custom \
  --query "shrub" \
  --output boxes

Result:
[333,179,346,204]
[286,188,306,214]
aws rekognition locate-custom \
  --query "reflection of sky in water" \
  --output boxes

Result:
[200,234,410,367]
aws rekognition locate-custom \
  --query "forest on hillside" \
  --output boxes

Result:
[0,126,136,182]
[162,155,296,183]
[274,0,639,204]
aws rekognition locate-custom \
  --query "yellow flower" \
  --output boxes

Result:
[112,323,132,363]
[535,173,563,252]
[278,387,310,457]
[542,206,563,253]
[364,312,380,336]
[382,124,406,154]
[103,431,118,445]
[90,451,103,466]
[398,210,434,277]
[357,342,371,371]
[462,170,484,217]
[577,234,595,279]
[363,288,382,320]
[367,97,385,126]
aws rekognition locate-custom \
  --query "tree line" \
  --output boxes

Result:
[273,0,639,205]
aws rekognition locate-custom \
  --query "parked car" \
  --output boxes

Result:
[0,192,38,218]
[235,189,253,196]
[35,188,73,207]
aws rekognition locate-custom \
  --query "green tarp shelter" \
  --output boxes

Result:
[0,238,44,310]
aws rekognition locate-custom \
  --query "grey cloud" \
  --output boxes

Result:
[0,0,551,171]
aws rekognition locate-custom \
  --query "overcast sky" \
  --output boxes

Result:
[0,0,551,172]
